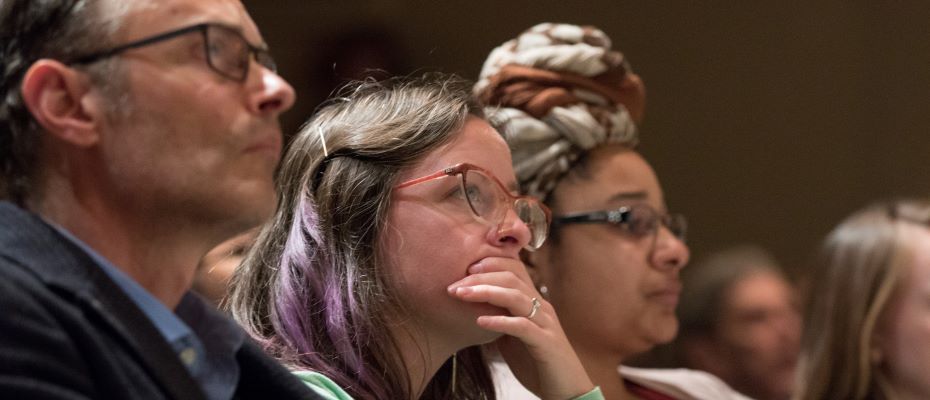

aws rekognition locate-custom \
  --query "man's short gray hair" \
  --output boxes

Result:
[0,0,131,204]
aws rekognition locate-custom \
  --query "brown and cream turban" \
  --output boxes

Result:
[474,23,645,201]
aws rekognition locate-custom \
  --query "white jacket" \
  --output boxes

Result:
[491,359,754,400]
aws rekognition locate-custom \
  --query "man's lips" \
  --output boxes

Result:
[647,283,682,307]
[244,134,282,160]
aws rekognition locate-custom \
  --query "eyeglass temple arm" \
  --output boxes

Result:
[68,24,206,65]
[552,210,615,226]
[394,167,457,189]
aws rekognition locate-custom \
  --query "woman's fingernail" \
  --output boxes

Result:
[456,286,473,295]
[468,264,483,274]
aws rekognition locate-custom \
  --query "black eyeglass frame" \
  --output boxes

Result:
[552,205,687,243]
[65,22,276,83]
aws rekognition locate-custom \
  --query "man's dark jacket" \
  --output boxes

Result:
[0,201,321,399]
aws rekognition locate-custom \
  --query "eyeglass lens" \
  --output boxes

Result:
[461,169,548,249]
[625,205,687,241]
[665,213,687,242]
[205,25,276,81]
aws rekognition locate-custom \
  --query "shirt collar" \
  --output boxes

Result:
[48,223,194,345]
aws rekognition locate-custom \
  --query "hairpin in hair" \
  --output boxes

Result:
[318,126,329,157]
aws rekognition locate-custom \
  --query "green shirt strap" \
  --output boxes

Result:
[293,370,355,400]
[571,386,605,400]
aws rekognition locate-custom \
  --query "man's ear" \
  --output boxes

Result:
[20,59,101,147]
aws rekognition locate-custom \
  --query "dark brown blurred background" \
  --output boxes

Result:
[242,1,930,278]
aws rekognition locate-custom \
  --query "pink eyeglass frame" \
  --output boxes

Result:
[394,162,552,236]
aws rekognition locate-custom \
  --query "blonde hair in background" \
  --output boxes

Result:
[795,199,930,400]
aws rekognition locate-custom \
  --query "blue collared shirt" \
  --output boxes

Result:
[51,224,245,400]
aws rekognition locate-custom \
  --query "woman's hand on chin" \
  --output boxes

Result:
[447,256,596,400]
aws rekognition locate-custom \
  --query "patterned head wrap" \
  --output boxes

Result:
[474,23,645,201]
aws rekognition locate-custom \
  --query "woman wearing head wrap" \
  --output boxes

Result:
[476,23,750,400]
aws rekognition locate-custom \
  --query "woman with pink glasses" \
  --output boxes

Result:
[475,23,749,399]
[226,73,602,400]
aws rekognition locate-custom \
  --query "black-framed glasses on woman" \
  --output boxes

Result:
[395,163,552,251]
[66,23,276,82]
[553,204,687,248]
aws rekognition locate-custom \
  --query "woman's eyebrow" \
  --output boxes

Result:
[607,191,648,203]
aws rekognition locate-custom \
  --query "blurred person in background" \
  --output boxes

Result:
[676,245,801,400]
[194,228,258,307]
[795,199,930,400]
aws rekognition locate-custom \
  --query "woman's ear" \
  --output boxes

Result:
[20,59,101,147]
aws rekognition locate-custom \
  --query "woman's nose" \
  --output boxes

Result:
[492,207,533,253]
[651,225,690,270]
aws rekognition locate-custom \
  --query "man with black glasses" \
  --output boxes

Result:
[0,1,320,399]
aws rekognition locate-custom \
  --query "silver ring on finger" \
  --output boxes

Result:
[525,297,541,319]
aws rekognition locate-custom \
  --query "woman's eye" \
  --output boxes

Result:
[464,185,483,204]
[444,185,465,200]
[627,215,656,236]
